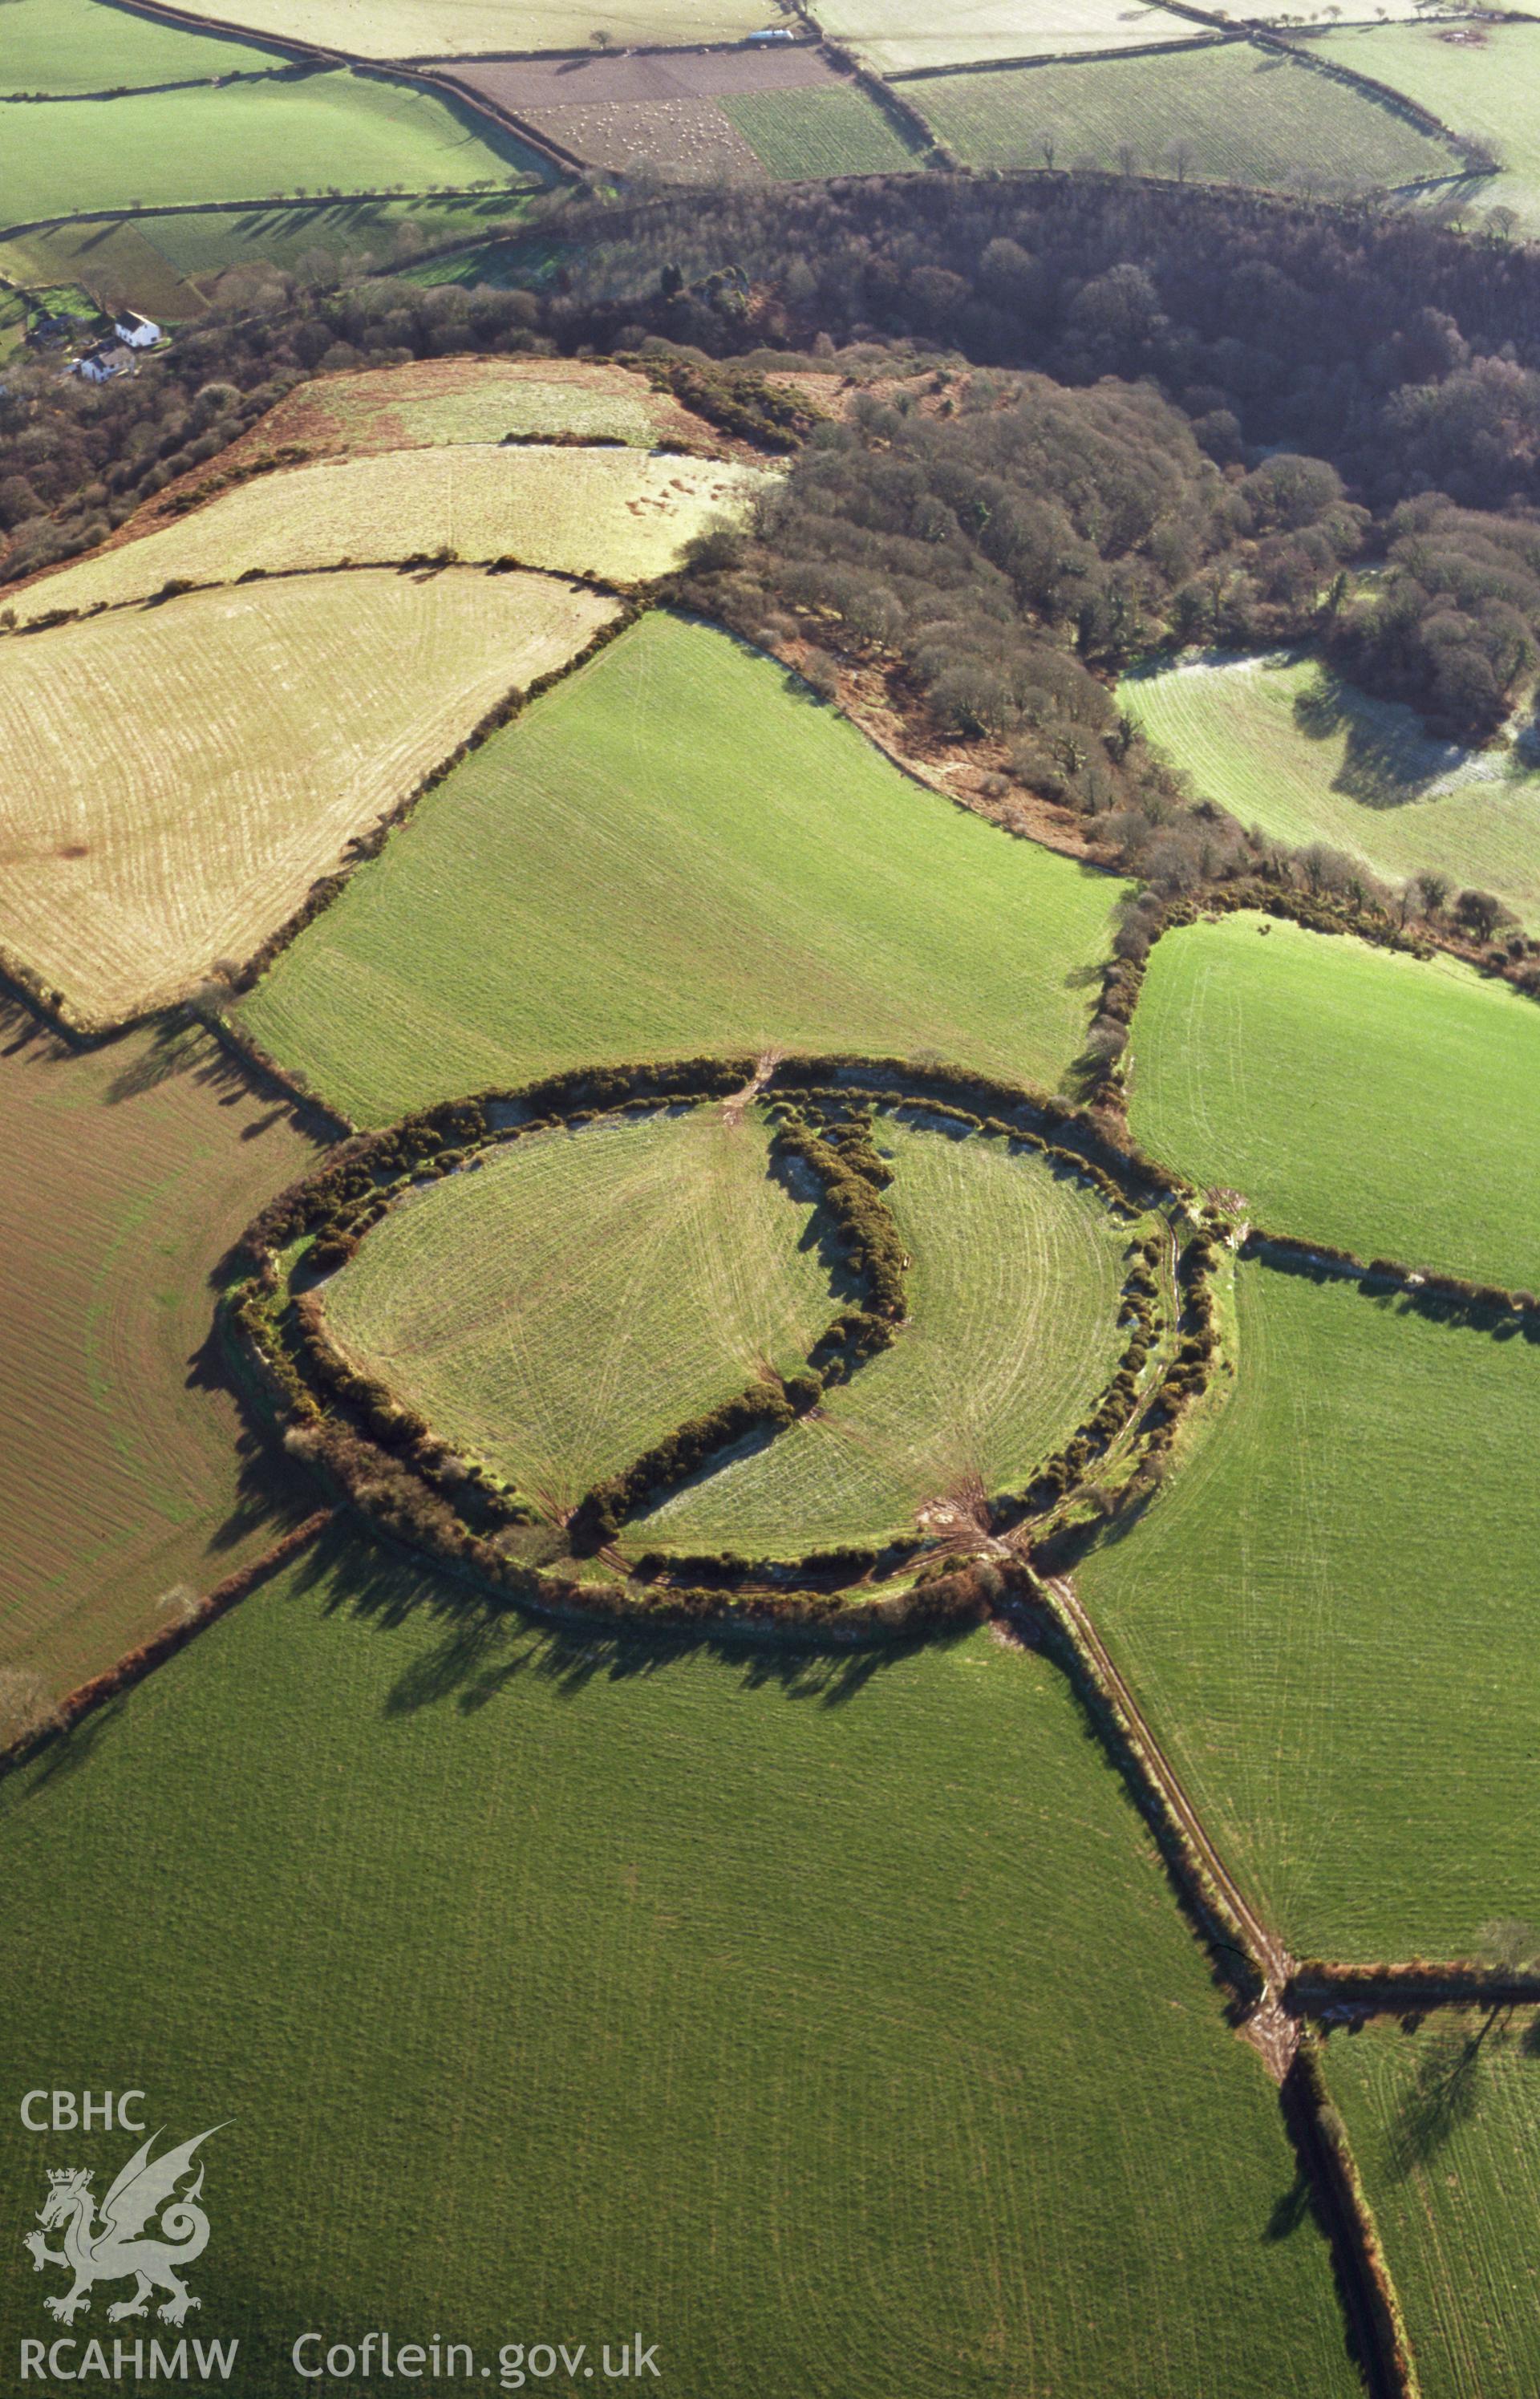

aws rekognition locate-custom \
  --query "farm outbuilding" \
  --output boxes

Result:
[74,339,135,383]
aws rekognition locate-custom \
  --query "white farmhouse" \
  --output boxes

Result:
[113,309,160,348]
[75,339,135,383]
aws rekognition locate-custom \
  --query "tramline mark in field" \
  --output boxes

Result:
[906,41,1460,187]
[11,448,772,621]
[1129,912,1540,1290]
[1077,1258,1540,1962]
[0,1533,1360,2397]
[238,612,1127,1124]
[326,1108,836,1510]
[0,1015,315,1707]
[0,568,615,1023]
[638,1116,1128,1553]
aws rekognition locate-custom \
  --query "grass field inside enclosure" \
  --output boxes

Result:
[102,194,533,291]
[0,0,291,95]
[906,40,1461,187]
[12,450,772,622]
[1327,2014,1540,2399]
[0,1015,315,1711]
[0,217,209,324]
[0,568,615,1023]
[638,1115,1129,1554]
[239,612,1128,1125]
[1121,651,1540,931]
[1076,1258,1540,1963]
[260,356,727,456]
[1319,20,1540,238]
[0,71,550,230]
[1129,913,1540,1291]
[0,1533,1362,2399]
[326,1108,839,1513]
[136,0,782,61]
[722,86,928,178]
[811,0,1204,75]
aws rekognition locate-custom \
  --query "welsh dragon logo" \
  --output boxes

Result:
[25,2125,223,2327]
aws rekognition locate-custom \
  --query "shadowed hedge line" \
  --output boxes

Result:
[229,1051,1204,1622]
[1243,1228,1540,1339]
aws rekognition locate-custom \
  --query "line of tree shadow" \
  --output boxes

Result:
[290,1520,946,1718]
[1291,675,1473,810]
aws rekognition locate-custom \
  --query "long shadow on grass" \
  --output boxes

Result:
[297,1522,937,1716]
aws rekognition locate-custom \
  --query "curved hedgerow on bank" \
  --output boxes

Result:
[229,1052,1220,1635]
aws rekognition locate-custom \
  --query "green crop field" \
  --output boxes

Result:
[239,612,1126,1125]
[0,71,546,231]
[813,0,1203,75]
[13,449,771,623]
[145,0,778,61]
[1327,2012,1540,2399]
[641,1116,1128,1552]
[0,1528,1360,2399]
[326,1108,836,1511]
[0,567,615,1023]
[1121,650,1540,931]
[0,1014,315,1713]
[1077,1258,1540,1963]
[0,217,209,321]
[908,41,1461,187]
[1320,21,1540,238]
[722,86,930,178]
[0,0,288,95]
[1129,913,1540,1290]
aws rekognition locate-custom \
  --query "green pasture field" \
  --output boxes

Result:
[1327,2012,1540,2399]
[326,1108,836,1511]
[0,1528,1360,2398]
[0,217,209,320]
[641,1115,1128,1553]
[908,40,1461,186]
[1077,1258,1540,1963]
[143,0,777,61]
[1129,913,1540,1290]
[0,0,288,95]
[723,85,930,177]
[1319,20,1540,237]
[0,71,547,231]
[131,192,532,284]
[0,1014,314,1713]
[12,449,769,622]
[1121,651,1540,931]
[813,0,1204,75]
[239,612,1127,1125]
[0,567,614,1023]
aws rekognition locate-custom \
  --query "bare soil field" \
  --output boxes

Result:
[0,1011,316,1712]
[257,355,733,456]
[513,95,768,177]
[0,566,615,1023]
[8,446,773,622]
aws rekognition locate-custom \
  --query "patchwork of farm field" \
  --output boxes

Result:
[0,216,209,322]
[639,1114,1129,1552]
[1319,20,1540,238]
[722,83,928,176]
[141,0,781,60]
[11,448,770,621]
[0,1532,1360,2399]
[812,0,1204,75]
[261,355,724,454]
[326,1107,837,1512]
[0,0,290,95]
[1077,1258,1540,1962]
[0,566,615,1023]
[907,39,1461,187]
[0,1012,315,1712]
[1128,912,1540,1291]
[0,71,548,231]
[1121,650,1540,931]
[238,611,1128,1124]
[1327,2012,1540,2399]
